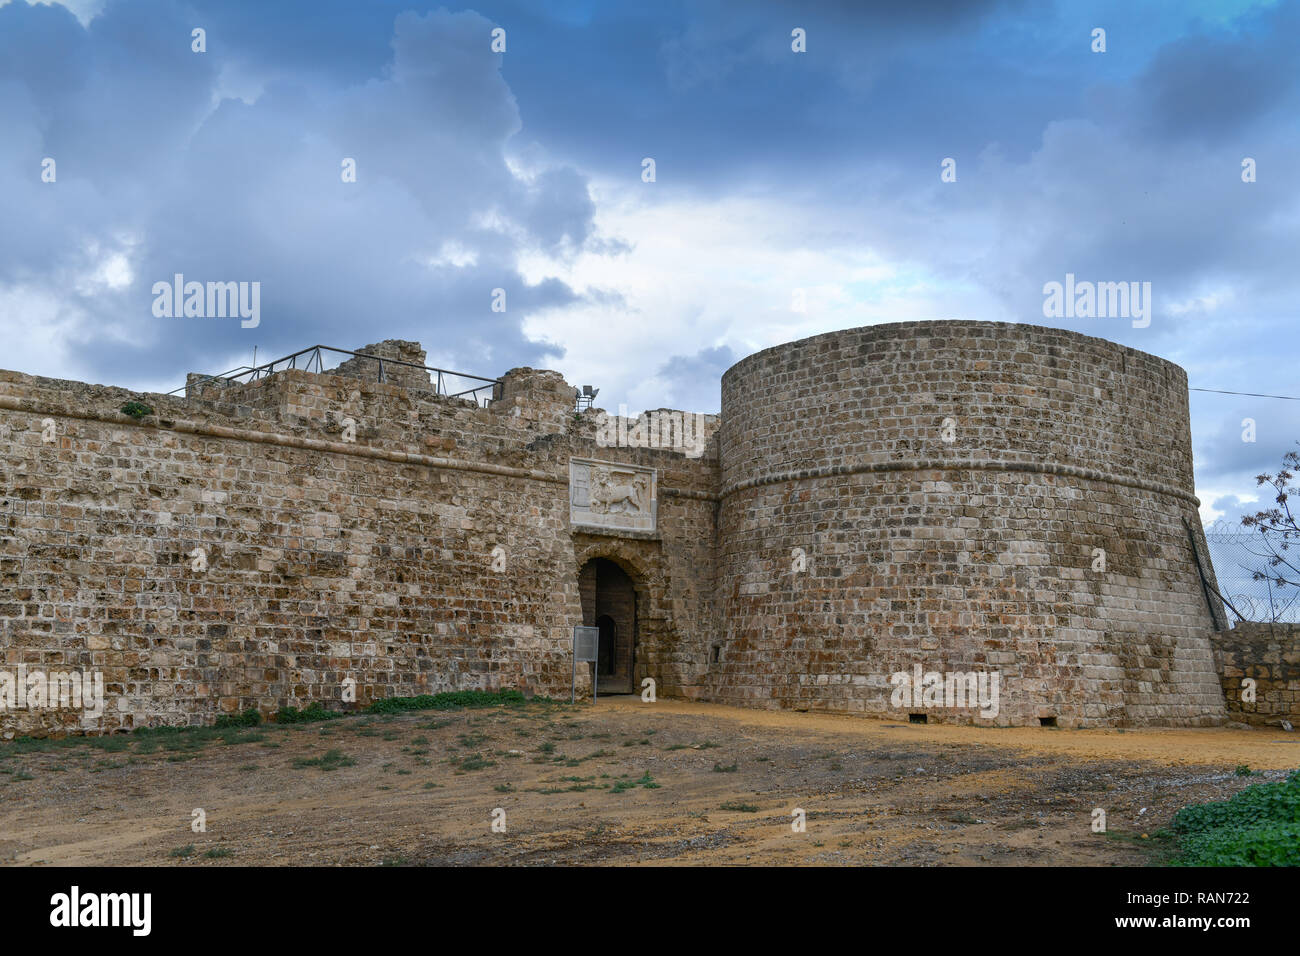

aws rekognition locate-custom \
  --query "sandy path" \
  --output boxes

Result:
[1,698,1294,866]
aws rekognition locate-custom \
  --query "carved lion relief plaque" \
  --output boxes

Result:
[569,458,657,534]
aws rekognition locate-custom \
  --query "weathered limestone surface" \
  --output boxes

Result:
[1212,623,1300,727]
[712,321,1227,728]
[0,322,1235,734]
[0,357,718,735]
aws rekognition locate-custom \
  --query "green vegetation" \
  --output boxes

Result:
[292,749,357,771]
[611,772,659,793]
[214,708,262,728]
[1164,769,1300,866]
[119,401,154,419]
[274,703,339,724]
[719,801,760,813]
[368,689,529,714]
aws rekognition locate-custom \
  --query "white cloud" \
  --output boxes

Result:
[0,0,104,26]
[516,183,1002,412]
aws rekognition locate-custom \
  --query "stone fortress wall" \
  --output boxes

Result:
[0,343,719,736]
[0,321,1242,735]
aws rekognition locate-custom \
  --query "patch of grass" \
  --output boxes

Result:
[214,708,262,729]
[220,729,266,746]
[292,749,357,771]
[203,847,233,859]
[713,763,738,773]
[495,783,515,793]
[169,845,195,858]
[1163,769,1300,866]
[611,771,659,793]
[368,689,530,714]
[1235,764,1255,777]
[3,733,134,757]
[275,703,339,724]
[719,801,760,813]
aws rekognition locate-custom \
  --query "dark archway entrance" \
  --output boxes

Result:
[579,558,637,694]
[596,614,617,675]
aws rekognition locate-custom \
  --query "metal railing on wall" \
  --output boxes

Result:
[169,345,502,407]
[1202,517,1300,624]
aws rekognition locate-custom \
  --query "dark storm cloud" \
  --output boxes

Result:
[1125,4,1300,145]
[0,0,1296,499]
[0,1,594,385]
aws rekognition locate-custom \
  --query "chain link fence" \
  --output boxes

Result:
[1202,517,1300,624]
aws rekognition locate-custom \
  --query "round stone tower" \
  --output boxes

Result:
[714,320,1226,727]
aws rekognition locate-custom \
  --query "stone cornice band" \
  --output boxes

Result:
[0,396,1197,507]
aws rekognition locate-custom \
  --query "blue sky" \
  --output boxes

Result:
[1,0,1297,528]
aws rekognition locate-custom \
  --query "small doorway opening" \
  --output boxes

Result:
[596,614,617,677]
[578,558,637,694]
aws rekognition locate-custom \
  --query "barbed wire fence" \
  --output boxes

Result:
[1202,517,1300,624]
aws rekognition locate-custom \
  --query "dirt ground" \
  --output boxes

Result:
[1,697,1296,866]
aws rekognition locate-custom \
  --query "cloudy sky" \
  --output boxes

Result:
[1,0,1297,528]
